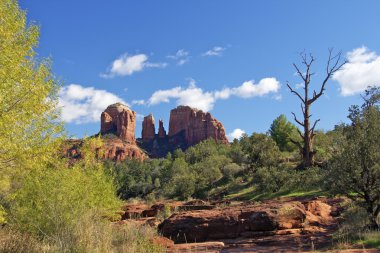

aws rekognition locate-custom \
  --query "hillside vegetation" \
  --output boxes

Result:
[0,0,379,251]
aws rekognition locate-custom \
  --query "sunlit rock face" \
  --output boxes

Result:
[141,114,155,142]
[139,105,228,157]
[99,103,145,161]
[101,103,136,144]
[168,105,228,147]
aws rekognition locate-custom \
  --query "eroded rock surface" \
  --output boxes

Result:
[101,103,136,143]
[139,105,229,157]
[142,114,155,141]
[168,105,228,147]
[158,198,343,243]
[158,120,166,138]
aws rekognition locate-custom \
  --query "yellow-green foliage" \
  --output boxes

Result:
[0,0,63,221]
[0,218,165,253]
[9,165,120,236]
[0,0,62,171]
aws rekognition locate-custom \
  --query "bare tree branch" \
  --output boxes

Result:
[291,112,304,127]
[290,138,302,150]
[293,63,306,82]
[308,50,347,105]
[287,82,305,103]
[310,119,320,135]
[296,128,304,139]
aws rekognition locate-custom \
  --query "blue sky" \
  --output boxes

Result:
[20,0,380,140]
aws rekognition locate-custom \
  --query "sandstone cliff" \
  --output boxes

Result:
[139,105,228,157]
[158,120,166,138]
[65,104,228,161]
[141,114,155,141]
[168,106,228,147]
[65,103,145,162]
[101,103,136,144]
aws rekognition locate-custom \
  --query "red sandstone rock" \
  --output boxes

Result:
[101,103,136,144]
[158,200,337,243]
[101,137,145,162]
[167,242,224,253]
[168,105,228,147]
[158,119,166,138]
[142,113,155,141]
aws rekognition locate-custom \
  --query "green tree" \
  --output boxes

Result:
[241,133,281,172]
[269,114,298,152]
[327,87,380,228]
[0,0,62,223]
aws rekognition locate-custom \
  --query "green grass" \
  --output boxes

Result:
[223,180,326,201]
[356,231,380,249]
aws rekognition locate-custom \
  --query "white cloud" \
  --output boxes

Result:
[132,99,145,105]
[58,84,128,124]
[273,94,282,101]
[333,46,380,96]
[167,49,190,65]
[295,83,304,89]
[148,83,215,111]
[230,78,281,98]
[202,46,226,57]
[227,128,245,142]
[146,78,280,112]
[136,114,145,122]
[101,53,167,78]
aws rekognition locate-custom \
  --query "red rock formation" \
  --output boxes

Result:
[101,103,136,144]
[168,106,228,146]
[158,198,343,243]
[158,119,166,138]
[142,114,155,141]
[102,137,145,161]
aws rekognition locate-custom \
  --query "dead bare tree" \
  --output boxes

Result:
[287,49,347,168]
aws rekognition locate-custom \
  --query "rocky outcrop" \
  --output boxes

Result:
[99,103,145,160]
[158,120,166,138]
[66,104,229,161]
[168,106,228,147]
[64,103,145,162]
[139,106,229,157]
[142,114,155,141]
[102,137,145,161]
[158,198,343,243]
[101,103,136,144]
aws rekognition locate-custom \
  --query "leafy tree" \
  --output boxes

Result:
[269,114,298,152]
[313,127,345,163]
[327,87,380,228]
[0,0,62,170]
[0,0,62,224]
[169,158,195,200]
[241,133,281,172]
[228,139,245,165]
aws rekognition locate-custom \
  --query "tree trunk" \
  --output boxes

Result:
[287,50,346,168]
[368,205,380,229]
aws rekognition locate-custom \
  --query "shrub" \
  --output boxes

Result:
[221,163,243,181]
[254,166,294,193]
[8,165,120,250]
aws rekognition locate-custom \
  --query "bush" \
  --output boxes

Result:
[0,227,45,253]
[254,166,294,193]
[8,165,120,250]
[222,163,243,181]
[0,218,164,253]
